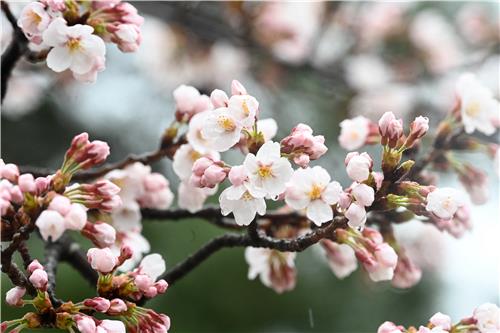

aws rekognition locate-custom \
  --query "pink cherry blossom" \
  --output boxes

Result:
[345,202,367,228]
[27,260,44,274]
[35,210,66,241]
[429,312,452,330]
[98,320,126,333]
[17,173,36,193]
[338,116,372,151]
[473,303,500,333]
[377,321,404,333]
[108,299,128,315]
[75,315,97,333]
[231,79,247,95]
[281,123,328,167]
[378,112,403,147]
[48,195,72,216]
[17,2,51,43]
[320,240,358,279]
[210,89,229,108]
[351,183,375,207]
[426,187,467,220]
[83,297,111,313]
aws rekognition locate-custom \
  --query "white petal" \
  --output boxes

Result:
[139,253,166,280]
[312,166,331,185]
[256,141,281,163]
[322,181,342,205]
[306,200,333,226]
[46,47,72,72]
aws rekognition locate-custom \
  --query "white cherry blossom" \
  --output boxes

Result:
[172,143,219,181]
[43,18,106,79]
[426,187,467,220]
[219,186,266,226]
[243,141,293,198]
[35,210,66,241]
[285,166,342,225]
[338,116,371,151]
[228,94,259,128]
[456,73,499,135]
[201,107,243,152]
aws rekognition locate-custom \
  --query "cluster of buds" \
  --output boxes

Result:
[88,248,168,302]
[0,161,51,217]
[336,227,398,282]
[378,303,499,333]
[17,0,143,82]
[190,157,228,188]
[65,180,122,212]
[280,123,328,167]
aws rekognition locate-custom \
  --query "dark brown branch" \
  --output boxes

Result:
[17,241,33,269]
[61,240,98,287]
[159,216,345,287]
[44,240,65,307]
[1,1,29,103]
[1,222,37,295]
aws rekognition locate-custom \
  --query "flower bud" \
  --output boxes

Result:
[345,152,373,182]
[108,299,127,315]
[75,315,97,333]
[5,286,26,306]
[154,279,168,294]
[83,297,111,313]
[231,79,247,95]
[378,112,403,148]
[228,165,247,186]
[27,260,44,274]
[18,174,36,193]
[210,89,229,108]
[405,116,429,148]
[87,248,117,274]
[48,195,72,216]
[345,202,367,228]
[29,268,48,291]
[429,312,452,330]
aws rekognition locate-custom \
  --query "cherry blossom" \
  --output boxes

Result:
[219,186,266,226]
[5,287,26,307]
[201,107,244,152]
[345,152,373,183]
[473,303,500,333]
[43,18,106,82]
[245,247,296,293]
[285,166,342,225]
[17,2,51,43]
[456,73,499,136]
[320,240,358,279]
[426,187,467,220]
[87,247,118,274]
[338,116,374,151]
[243,141,293,197]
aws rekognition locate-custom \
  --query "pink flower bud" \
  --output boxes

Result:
[192,157,214,176]
[29,268,48,291]
[87,141,110,166]
[392,256,422,289]
[210,89,229,108]
[378,112,403,147]
[345,202,367,228]
[94,222,117,248]
[173,84,201,119]
[373,172,384,190]
[280,123,328,166]
[95,180,121,197]
[112,23,141,53]
[231,79,247,95]
[202,165,226,187]
[98,320,126,333]
[27,260,44,274]
[154,279,168,294]
[75,315,97,333]
[5,286,26,306]
[377,321,404,333]
[2,163,19,182]
[429,312,452,330]
[83,297,111,312]
[293,154,310,168]
[338,192,352,210]
[144,286,158,298]
[108,298,127,314]
[48,194,71,216]
[134,274,154,292]
[9,186,23,204]
[18,174,36,193]
[228,165,247,186]
[87,248,117,274]
[410,116,429,138]
[44,0,66,11]
[35,177,50,194]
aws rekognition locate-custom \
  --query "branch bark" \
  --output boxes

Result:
[1,2,29,103]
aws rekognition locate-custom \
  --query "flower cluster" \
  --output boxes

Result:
[1,133,120,246]
[17,0,143,83]
[2,257,170,333]
[104,162,174,270]
[378,303,499,333]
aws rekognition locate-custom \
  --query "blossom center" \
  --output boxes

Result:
[308,184,323,200]
[257,164,273,178]
[29,10,42,24]
[350,131,360,140]
[242,100,250,116]
[217,116,236,132]
[442,197,454,210]
[465,101,481,118]
[189,150,201,162]
[66,38,82,52]
[242,191,253,201]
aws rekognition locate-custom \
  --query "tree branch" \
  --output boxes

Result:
[1,1,29,103]
[159,216,345,287]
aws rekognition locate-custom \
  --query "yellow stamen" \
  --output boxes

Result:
[465,101,481,117]
[189,150,201,162]
[29,10,42,24]
[217,116,236,132]
[258,165,273,178]
[242,191,253,201]
[309,184,323,200]
[66,38,81,52]
[242,100,250,116]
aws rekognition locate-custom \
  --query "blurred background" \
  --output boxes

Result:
[1,1,499,332]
